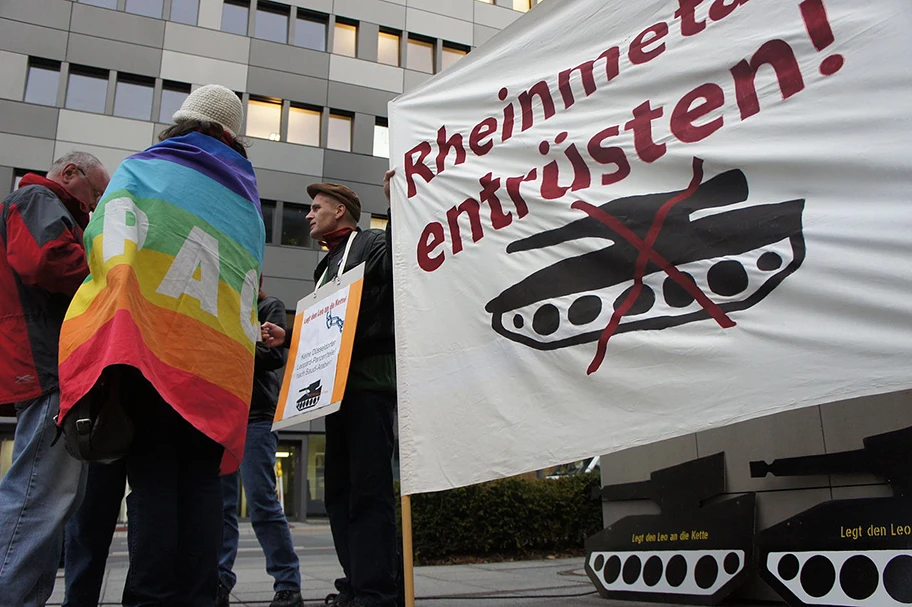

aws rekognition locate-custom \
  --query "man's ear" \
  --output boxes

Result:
[335,203,346,219]
[60,163,78,185]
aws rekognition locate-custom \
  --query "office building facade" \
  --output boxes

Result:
[0,0,535,518]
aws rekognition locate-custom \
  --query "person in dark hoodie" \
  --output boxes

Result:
[0,151,110,607]
[217,286,304,607]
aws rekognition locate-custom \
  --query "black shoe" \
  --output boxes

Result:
[324,590,354,606]
[216,582,231,607]
[271,589,304,607]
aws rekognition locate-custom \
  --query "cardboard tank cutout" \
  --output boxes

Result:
[752,425,912,607]
[585,453,755,604]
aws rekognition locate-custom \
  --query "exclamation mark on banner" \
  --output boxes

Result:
[799,0,844,76]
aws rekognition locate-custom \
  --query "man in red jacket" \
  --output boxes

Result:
[0,151,109,607]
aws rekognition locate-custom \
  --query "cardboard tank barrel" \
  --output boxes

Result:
[751,425,912,606]
[585,453,756,605]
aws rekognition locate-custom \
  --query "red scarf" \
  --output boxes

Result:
[18,173,91,229]
[319,227,355,251]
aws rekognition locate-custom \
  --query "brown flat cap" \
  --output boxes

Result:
[307,182,361,222]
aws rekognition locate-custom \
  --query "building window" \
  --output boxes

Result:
[407,35,434,73]
[327,113,352,152]
[113,73,154,120]
[254,1,289,44]
[159,81,191,123]
[169,0,199,25]
[377,30,400,66]
[78,0,118,8]
[125,0,163,18]
[370,215,389,231]
[294,11,327,51]
[65,66,109,114]
[513,0,532,11]
[246,98,282,141]
[281,202,312,247]
[441,43,468,71]
[333,20,357,57]
[262,200,276,244]
[287,105,321,146]
[221,0,249,35]
[373,118,389,158]
[24,58,60,106]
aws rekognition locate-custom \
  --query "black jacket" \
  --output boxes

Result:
[313,226,394,360]
[249,295,288,422]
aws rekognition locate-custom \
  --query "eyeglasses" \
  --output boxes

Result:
[76,166,105,205]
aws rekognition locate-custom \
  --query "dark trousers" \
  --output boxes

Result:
[63,460,128,607]
[325,389,397,606]
[122,390,224,607]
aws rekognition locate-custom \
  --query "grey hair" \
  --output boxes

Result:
[47,151,104,178]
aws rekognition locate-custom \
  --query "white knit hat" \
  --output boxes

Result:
[172,84,243,137]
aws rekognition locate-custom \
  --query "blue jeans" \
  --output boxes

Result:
[63,459,128,607]
[219,420,300,592]
[0,390,88,607]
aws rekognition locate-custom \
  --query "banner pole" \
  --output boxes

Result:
[401,494,416,607]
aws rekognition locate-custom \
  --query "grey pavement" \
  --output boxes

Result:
[47,521,781,606]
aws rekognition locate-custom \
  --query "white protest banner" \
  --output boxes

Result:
[274,264,364,430]
[389,0,912,495]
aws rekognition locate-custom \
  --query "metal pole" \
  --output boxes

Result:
[401,494,416,607]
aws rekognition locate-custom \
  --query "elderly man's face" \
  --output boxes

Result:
[63,163,110,212]
[306,193,345,240]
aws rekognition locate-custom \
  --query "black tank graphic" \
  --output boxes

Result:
[486,161,805,372]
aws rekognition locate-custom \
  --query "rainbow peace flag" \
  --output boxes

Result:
[58,132,265,473]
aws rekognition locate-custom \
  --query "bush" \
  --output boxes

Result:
[397,471,602,564]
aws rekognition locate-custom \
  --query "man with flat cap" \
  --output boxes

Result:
[263,174,396,607]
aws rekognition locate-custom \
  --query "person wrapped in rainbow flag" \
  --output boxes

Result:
[57,84,265,606]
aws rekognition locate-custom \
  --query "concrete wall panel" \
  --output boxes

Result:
[57,110,154,152]
[696,406,827,494]
[53,140,132,177]
[406,8,472,45]
[160,50,248,91]
[247,67,328,106]
[248,40,329,79]
[819,390,912,452]
[255,167,320,204]
[0,100,59,140]
[402,69,431,93]
[164,22,250,64]
[329,55,402,94]
[473,23,499,47]
[326,81,396,117]
[406,0,473,22]
[334,0,406,30]
[0,132,55,172]
[67,33,163,77]
[264,245,322,280]
[0,0,72,31]
[247,140,323,175]
[323,149,388,186]
[0,19,68,61]
[70,3,165,48]
[197,0,223,30]
[0,51,28,102]
[261,275,314,311]
[474,1,521,31]
[284,0,333,13]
